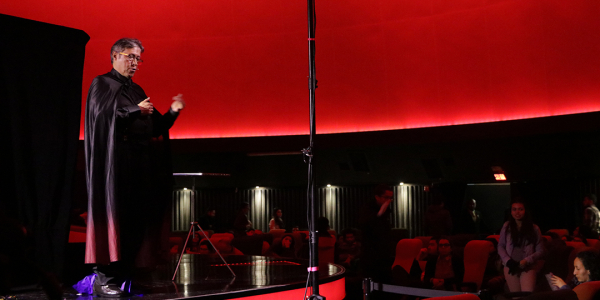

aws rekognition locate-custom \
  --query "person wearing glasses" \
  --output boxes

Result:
[84,38,186,297]
[423,238,464,291]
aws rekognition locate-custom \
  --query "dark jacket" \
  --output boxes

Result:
[423,254,465,290]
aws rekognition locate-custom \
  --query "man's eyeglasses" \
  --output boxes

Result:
[438,244,451,248]
[119,52,143,64]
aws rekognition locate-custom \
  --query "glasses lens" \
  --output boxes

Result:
[122,53,142,64]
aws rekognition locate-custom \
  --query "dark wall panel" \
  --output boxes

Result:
[1,14,89,277]
[172,184,432,238]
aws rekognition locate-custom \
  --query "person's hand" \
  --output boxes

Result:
[506,259,520,275]
[432,278,444,289]
[171,93,186,112]
[418,248,428,260]
[138,98,153,115]
[377,199,392,216]
[550,275,566,288]
[519,259,528,269]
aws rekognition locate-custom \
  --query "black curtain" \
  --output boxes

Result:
[0,14,89,278]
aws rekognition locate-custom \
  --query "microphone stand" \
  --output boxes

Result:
[303,0,324,299]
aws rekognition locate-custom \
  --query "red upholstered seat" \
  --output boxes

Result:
[586,239,599,248]
[68,230,86,243]
[566,241,586,249]
[210,233,233,241]
[462,240,493,291]
[261,241,270,255]
[414,236,432,248]
[486,235,500,243]
[391,239,422,273]
[269,229,286,240]
[318,236,336,266]
[68,225,87,243]
[547,229,569,238]
[201,230,214,238]
[426,293,480,300]
[573,280,600,300]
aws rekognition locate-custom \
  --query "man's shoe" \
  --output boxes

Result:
[93,281,126,298]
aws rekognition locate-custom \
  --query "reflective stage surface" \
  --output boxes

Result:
[13,255,345,300]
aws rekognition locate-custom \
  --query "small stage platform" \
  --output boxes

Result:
[14,255,346,300]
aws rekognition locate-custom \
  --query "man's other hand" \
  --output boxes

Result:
[171,94,186,112]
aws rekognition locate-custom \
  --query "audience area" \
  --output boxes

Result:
[157,228,600,299]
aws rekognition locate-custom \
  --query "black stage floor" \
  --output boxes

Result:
[11,254,346,300]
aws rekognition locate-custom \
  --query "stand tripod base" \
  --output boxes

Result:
[172,222,235,281]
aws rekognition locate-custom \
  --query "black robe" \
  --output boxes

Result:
[84,69,177,266]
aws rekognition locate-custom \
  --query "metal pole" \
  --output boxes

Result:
[363,278,372,300]
[305,0,324,299]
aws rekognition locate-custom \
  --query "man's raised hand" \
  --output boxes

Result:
[138,98,153,115]
[171,94,186,113]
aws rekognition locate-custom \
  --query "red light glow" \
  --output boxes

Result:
[494,174,507,181]
[2,1,600,139]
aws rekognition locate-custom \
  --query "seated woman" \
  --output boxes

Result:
[266,234,297,258]
[550,250,600,290]
[269,208,285,231]
[423,238,464,291]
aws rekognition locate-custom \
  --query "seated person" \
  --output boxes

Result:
[266,234,297,258]
[423,238,464,291]
[198,208,218,231]
[194,239,212,254]
[418,238,439,261]
[233,202,252,237]
[317,216,332,238]
[214,237,244,255]
[336,228,361,268]
[269,208,285,231]
[550,250,600,290]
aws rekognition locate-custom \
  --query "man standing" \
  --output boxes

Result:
[424,196,453,236]
[359,184,394,282]
[233,202,252,237]
[578,194,600,239]
[84,38,185,296]
[457,198,486,235]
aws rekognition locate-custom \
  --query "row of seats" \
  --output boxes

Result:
[392,235,600,300]
[424,280,600,300]
[168,229,339,267]
[393,239,492,291]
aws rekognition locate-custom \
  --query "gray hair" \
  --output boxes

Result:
[110,38,144,63]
